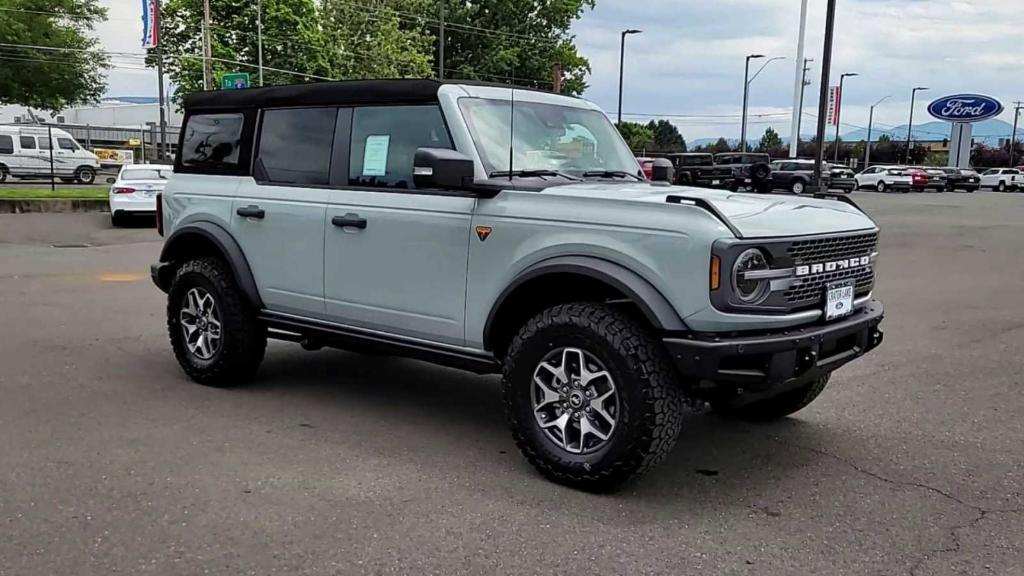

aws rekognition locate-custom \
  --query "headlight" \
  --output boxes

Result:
[732,248,771,304]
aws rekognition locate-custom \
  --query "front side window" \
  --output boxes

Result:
[180,113,244,169]
[19,136,36,149]
[349,105,451,189]
[0,135,13,154]
[459,98,639,179]
[256,107,337,186]
[57,138,77,151]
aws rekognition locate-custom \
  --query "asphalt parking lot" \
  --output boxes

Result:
[1,192,1022,575]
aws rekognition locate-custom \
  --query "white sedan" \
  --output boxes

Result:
[108,164,172,226]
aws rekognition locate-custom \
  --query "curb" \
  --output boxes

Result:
[0,199,109,214]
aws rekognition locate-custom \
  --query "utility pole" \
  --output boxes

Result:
[202,0,213,90]
[812,0,837,190]
[1009,101,1022,167]
[617,29,642,125]
[438,0,445,79]
[155,0,167,160]
[257,0,264,86]
[795,58,813,152]
[833,72,858,163]
[788,0,809,158]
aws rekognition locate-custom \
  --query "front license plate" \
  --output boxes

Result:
[825,280,855,321]
[711,179,721,186]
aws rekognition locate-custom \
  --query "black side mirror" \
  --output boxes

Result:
[413,148,475,190]
[651,158,674,183]
[106,177,116,184]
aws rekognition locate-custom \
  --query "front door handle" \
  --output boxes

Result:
[236,205,265,219]
[332,214,367,229]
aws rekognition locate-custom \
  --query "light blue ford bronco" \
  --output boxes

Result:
[152,80,884,490]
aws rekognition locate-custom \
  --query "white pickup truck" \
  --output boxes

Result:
[979,168,1021,191]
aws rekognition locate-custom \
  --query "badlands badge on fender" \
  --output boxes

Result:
[475,226,493,242]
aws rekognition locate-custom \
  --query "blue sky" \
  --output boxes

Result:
[97,0,1024,140]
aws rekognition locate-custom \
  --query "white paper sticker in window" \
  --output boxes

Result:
[362,135,390,177]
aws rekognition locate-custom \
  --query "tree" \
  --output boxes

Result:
[319,0,435,81]
[757,127,782,153]
[153,0,332,105]
[417,0,595,95]
[615,121,653,153]
[0,0,109,112]
[645,120,686,153]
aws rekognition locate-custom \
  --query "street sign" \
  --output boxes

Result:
[826,85,841,126]
[128,138,141,146]
[221,72,250,90]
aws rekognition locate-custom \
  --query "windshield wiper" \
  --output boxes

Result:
[581,170,645,181]
[489,169,581,180]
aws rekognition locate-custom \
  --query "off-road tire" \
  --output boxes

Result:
[714,374,831,422]
[74,166,96,184]
[502,303,683,491]
[167,257,266,387]
[750,162,771,184]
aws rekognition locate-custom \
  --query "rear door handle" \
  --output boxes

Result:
[332,214,367,229]
[236,205,265,219]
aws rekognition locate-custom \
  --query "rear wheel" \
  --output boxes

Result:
[714,374,831,422]
[791,180,806,195]
[876,181,887,193]
[167,257,267,387]
[0,165,8,183]
[502,303,683,491]
[997,181,1007,192]
[110,212,127,227]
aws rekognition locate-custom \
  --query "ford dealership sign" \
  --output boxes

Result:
[928,94,1003,123]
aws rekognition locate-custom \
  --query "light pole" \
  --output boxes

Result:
[742,55,784,152]
[865,95,891,169]
[617,29,642,125]
[812,0,837,190]
[795,58,813,153]
[257,0,264,86]
[1009,101,1022,167]
[906,86,928,163]
[833,72,858,162]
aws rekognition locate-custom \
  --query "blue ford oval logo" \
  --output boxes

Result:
[928,94,1003,123]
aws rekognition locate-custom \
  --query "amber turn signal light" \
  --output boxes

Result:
[710,255,721,290]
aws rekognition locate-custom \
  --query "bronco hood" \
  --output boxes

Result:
[544,183,877,238]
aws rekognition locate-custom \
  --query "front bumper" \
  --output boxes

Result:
[664,300,884,390]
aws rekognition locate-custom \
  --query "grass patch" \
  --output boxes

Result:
[0,187,108,200]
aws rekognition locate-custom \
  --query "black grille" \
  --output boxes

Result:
[786,232,878,263]
[783,232,878,307]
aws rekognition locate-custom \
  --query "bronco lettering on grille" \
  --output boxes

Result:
[795,256,871,277]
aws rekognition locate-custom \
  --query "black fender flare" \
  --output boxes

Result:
[483,256,687,350]
[157,221,263,308]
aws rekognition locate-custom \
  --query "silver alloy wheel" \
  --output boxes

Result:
[531,347,619,455]
[792,181,805,194]
[180,287,222,360]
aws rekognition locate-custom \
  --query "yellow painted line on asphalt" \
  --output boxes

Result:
[98,272,146,283]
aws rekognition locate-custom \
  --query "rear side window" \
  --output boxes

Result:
[180,113,244,169]
[19,136,36,149]
[57,138,77,151]
[0,135,12,154]
[255,107,337,186]
[349,105,452,189]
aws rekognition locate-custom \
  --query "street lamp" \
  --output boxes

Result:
[865,95,891,168]
[617,29,642,125]
[741,54,784,152]
[795,58,813,151]
[833,72,858,162]
[906,86,929,163]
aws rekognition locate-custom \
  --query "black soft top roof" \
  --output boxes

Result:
[183,79,445,110]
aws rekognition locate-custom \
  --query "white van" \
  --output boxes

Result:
[0,125,101,184]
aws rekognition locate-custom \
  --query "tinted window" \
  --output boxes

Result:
[0,135,12,154]
[57,138,77,151]
[19,136,36,149]
[256,107,337,186]
[180,113,244,168]
[121,168,171,180]
[349,105,451,189]
[37,137,51,150]
[1007,169,1020,175]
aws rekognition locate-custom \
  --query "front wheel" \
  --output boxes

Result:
[713,374,831,422]
[0,165,8,183]
[502,303,683,491]
[74,166,96,184]
[167,257,267,387]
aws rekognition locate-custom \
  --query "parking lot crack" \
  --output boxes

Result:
[907,509,986,576]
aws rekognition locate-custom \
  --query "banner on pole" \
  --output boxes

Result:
[826,85,841,126]
[141,0,159,48]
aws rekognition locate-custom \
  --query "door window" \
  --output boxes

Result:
[0,135,12,154]
[180,113,244,169]
[255,107,337,186]
[19,136,36,149]
[349,105,452,189]
[37,137,51,150]
[57,138,78,151]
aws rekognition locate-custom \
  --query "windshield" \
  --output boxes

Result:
[122,168,170,180]
[458,97,640,179]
